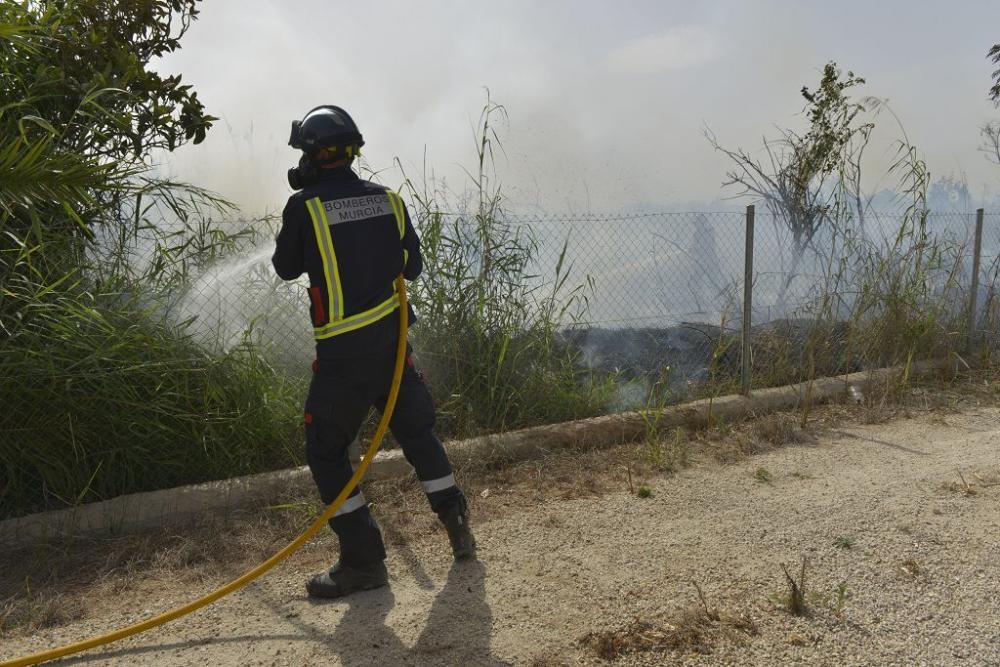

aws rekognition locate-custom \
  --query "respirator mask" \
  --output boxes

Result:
[287,153,317,191]
[287,120,318,190]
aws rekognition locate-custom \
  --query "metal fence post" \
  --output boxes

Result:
[967,208,985,354]
[741,205,755,396]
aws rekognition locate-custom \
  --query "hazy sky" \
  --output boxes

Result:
[156,0,1000,215]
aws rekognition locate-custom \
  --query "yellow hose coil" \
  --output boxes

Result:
[1,276,410,667]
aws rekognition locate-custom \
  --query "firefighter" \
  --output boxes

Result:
[272,105,476,599]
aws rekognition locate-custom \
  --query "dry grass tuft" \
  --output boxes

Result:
[899,558,921,579]
[776,558,809,617]
[942,470,980,496]
[581,585,757,659]
[855,366,1000,424]
[679,405,725,433]
[0,592,85,638]
[640,427,690,472]
[582,608,758,659]
[751,413,803,448]
[703,410,816,463]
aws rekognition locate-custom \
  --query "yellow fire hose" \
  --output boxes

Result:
[1,276,410,667]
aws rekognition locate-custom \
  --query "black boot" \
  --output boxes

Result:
[440,498,477,560]
[306,560,389,599]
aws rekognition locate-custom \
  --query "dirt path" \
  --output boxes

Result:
[2,404,999,666]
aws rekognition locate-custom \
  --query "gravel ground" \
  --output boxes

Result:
[1,402,998,666]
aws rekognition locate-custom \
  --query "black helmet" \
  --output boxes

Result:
[288,105,364,156]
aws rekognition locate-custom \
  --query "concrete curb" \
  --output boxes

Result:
[0,360,950,547]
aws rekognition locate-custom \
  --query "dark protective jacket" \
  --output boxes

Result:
[272,167,421,358]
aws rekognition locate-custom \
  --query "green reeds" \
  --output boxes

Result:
[398,95,614,436]
[0,278,304,518]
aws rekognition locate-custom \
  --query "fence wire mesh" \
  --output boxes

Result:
[170,207,1000,411]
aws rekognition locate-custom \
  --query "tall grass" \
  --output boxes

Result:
[0,200,306,518]
[0,5,307,519]
[0,283,303,517]
[397,97,614,435]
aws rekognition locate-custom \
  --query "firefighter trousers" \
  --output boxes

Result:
[304,341,464,567]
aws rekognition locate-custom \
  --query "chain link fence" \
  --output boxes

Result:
[172,207,1000,412]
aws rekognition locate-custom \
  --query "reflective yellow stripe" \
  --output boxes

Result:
[387,191,405,239]
[306,197,344,320]
[314,293,399,340]
[387,192,407,273]
[307,192,404,340]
